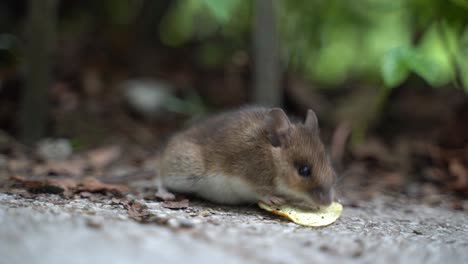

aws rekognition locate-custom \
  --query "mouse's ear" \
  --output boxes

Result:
[304,109,319,134]
[265,108,291,147]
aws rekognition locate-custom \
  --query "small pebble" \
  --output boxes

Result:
[156,213,169,219]
[80,192,92,198]
[84,209,96,215]
[167,218,180,228]
[199,210,213,217]
[178,218,196,228]
[86,219,103,229]
[111,198,121,204]
[126,194,136,200]
[117,215,128,220]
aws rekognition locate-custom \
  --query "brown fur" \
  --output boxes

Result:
[159,106,336,207]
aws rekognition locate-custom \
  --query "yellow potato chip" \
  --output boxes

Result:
[258,202,343,227]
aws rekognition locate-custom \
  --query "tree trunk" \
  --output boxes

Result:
[20,0,58,145]
[252,0,281,107]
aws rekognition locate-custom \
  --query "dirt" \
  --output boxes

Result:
[1,192,467,264]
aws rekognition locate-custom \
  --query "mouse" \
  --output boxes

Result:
[155,106,336,209]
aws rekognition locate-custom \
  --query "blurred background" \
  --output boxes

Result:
[0,0,467,204]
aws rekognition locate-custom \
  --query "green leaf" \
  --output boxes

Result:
[159,1,201,46]
[404,49,439,85]
[450,0,468,10]
[201,0,241,23]
[381,48,410,88]
[417,23,455,86]
[382,46,441,88]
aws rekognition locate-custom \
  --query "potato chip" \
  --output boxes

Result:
[258,202,343,227]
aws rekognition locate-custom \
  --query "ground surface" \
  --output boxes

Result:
[1,192,467,264]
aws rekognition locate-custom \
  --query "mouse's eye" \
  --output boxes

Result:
[297,165,311,177]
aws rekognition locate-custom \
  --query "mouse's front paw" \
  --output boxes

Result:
[260,195,286,206]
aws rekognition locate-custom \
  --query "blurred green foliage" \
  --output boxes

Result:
[159,0,468,91]
[159,0,250,47]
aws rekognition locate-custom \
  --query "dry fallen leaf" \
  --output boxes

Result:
[10,175,129,196]
[162,199,189,209]
[448,159,468,192]
[122,200,173,225]
[10,175,77,194]
[78,177,129,195]
[123,200,151,221]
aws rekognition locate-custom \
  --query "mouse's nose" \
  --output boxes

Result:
[312,188,334,206]
[318,192,332,206]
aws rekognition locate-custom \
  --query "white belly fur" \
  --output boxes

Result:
[162,174,259,204]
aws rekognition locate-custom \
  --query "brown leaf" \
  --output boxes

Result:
[10,175,77,194]
[10,175,129,196]
[78,177,129,195]
[162,199,189,209]
[448,159,468,192]
[87,146,121,169]
[122,200,171,225]
[123,200,150,221]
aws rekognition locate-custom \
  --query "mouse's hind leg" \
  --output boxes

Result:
[158,140,205,196]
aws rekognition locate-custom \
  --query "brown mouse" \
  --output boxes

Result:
[156,106,336,209]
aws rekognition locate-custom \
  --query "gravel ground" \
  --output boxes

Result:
[0,192,467,264]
